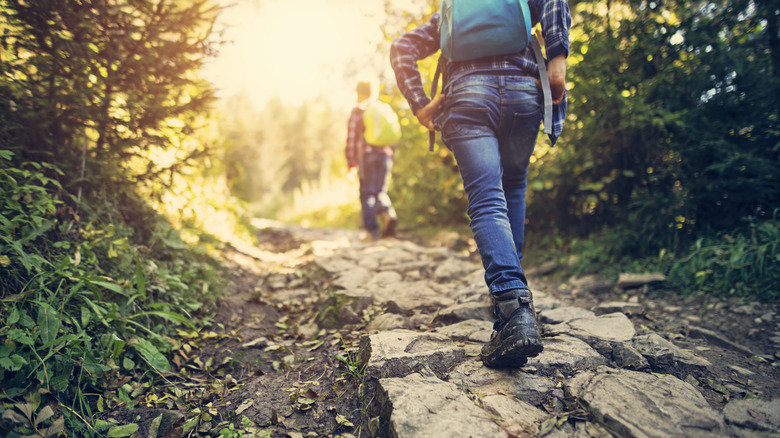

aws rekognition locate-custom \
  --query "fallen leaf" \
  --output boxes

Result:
[236,399,253,415]
[748,408,769,422]
[540,417,556,436]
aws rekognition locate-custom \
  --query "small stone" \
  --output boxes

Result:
[724,383,745,395]
[617,273,666,289]
[594,301,644,316]
[728,365,756,376]
[684,375,699,387]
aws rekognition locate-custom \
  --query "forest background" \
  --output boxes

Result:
[0,0,778,436]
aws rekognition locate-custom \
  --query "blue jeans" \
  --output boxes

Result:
[360,149,395,233]
[437,75,542,300]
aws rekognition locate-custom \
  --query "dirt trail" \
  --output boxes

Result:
[112,220,780,437]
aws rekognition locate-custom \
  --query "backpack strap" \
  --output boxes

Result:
[428,57,444,152]
[531,33,553,135]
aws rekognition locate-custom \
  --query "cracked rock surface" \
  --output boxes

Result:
[113,221,780,437]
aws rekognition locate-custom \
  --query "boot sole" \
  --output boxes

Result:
[480,333,543,368]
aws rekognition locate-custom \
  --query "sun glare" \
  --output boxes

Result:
[203,0,388,110]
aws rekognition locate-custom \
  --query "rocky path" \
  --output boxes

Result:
[127,221,780,437]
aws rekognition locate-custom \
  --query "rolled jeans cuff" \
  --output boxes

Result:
[490,282,530,298]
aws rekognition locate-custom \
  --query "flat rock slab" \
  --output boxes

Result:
[480,394,548,437]
[374,374,508,438]
[528,335,608,376]
[433,257,481,282]
[435,301,493,324]
[546,312,636,343]
[358,330,466,380]
[366,313,408,332]
[314,255,359,274]
[433,319,493,343]
[372,280,456,312]
[565,369,727,437]
[332,266,372,290]
[448,360,557,406]
[594,301,645,315]
[632,333,711,374]
[530,290,565,312]
[687,325,756,356]
[541,306,596,324]
[567,275,616,293]
[723,398,780,433]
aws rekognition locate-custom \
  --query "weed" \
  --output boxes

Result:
[333,334,373,434]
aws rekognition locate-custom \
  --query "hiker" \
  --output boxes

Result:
[345,80,399,241]
[390,0,571,367]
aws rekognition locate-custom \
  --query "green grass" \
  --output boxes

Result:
[526,217,780,303]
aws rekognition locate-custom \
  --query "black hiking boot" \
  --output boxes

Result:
[481,291,543,368]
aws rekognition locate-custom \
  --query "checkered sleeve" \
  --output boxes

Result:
[390,13,442,115]
[345,107,362,168]
[534,0,571,60]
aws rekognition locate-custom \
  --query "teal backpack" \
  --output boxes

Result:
[429,0,552,150]
[440,0,533,62]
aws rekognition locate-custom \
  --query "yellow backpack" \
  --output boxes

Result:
[363,101,401,146]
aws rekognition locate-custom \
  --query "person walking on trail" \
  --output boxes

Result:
[390,0,571,367]
[346,81,399,241]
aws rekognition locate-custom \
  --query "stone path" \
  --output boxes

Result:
[218,222,780,437]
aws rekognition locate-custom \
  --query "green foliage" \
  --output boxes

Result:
[0,0,221,193]
[667,216,780,301]
[0,150,221,435]
[390,107,470,228]
[217,95,346,213]
[531,214,780,303]
[0,392,65,438]
[529,0,779,245]
[519,0,780,303]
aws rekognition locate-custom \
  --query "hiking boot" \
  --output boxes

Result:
[379,210,398,238]
[381,216,397,238]
[481,291,543,368]
[360,230,380,242]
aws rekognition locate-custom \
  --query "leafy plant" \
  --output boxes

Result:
[1,393,64,438]
[0,148,221,436]
[667,215,780,300]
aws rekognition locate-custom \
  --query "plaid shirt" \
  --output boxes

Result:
[345,100,393,169]
[390,0,571,144]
